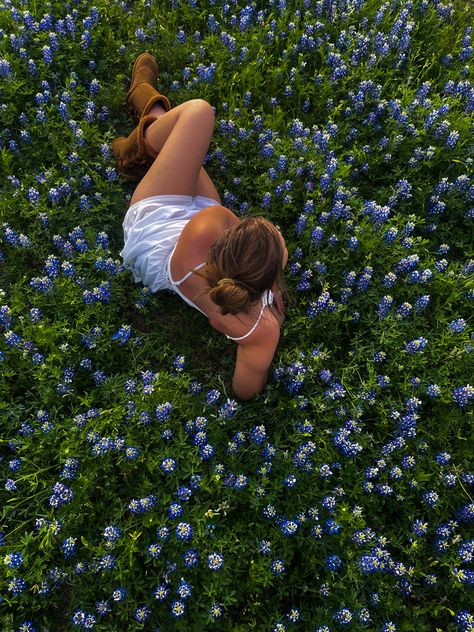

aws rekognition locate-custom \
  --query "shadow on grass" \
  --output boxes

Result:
[127,290,236,387]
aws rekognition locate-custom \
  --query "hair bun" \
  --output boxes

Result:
[216,277,235,288]
[210,277,251,315]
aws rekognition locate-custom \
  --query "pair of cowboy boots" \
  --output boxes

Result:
[111,53,171,180]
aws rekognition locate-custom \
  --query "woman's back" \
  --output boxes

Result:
[168,205,281,344]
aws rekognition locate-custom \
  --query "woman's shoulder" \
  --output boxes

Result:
[179,205,239,249]
[210,298,281,346]
[195,204,240,232]
[170,205,239,287]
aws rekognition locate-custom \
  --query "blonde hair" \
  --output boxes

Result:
[196,216,286,316]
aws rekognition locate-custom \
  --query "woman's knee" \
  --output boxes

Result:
[185,98,215,122]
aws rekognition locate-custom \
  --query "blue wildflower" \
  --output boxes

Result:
[207,552,224,570]
[270,558,285,575]
[175,522,193,542]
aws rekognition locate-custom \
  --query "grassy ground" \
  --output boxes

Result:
[1,0,473,630]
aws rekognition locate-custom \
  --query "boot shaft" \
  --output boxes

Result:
[126,53,171,121]
[111,115,158,181]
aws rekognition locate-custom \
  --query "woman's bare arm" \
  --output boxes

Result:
[231,327,280,400]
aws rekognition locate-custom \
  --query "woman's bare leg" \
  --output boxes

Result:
[194,166,222,204]
[142,103,221,203]
[130,99,220,206]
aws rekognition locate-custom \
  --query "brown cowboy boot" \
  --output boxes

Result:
[125,53,171,123]
[111,114,158,181]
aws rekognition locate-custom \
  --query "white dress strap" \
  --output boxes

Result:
[226,295,267,341]
[166,243,207,316]
[173,262,206,286]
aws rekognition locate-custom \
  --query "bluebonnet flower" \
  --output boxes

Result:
[411,294,430,314]
[218,398,238,419]
[199,443,215,460]
[175,522,193,542]
[280,519,299,537]
[454,609,474,631]
[134,27,146,41]
[49,482,73,507]
[95,600,111,617]
[7,576,27,594]
[458,540,474,564]
[286,608,299,623]
[8,459,21,472]
[111,586,127,602]
[448,317,467,334]
[249,425,267,444]
[71,610,88,626]
[0,59,13,80]
[375,374,391,389]
[167,503,183,519]
[60,537,77,558]
[154,583,170,601]
[233,474,248,489]
[445,130,460,148]
[404,337,428,354]
[156,401,173,421]
[205,388,220,405]
[170,599,186,617]
[91,370,106,385]
[422,491,439,507]
[17,622,37,632]
[451,384,474,408]
[270,558,285,575]
[325,554,342,571]
[209,602,223,619]
[182,548,200,568]
[172,355,186,371]
[309,225,327,252]
[176,486,192,501]
[125,446,140,460]
[177,577,192,599]
[103,525,122,543]
[3,551,23,568]
[435,452,451,465]
[128,495,157,514]
[207,552,224,570]
[147,542,163,559]
[377,294,393,320]
[134,605,151,622]
[457,503,474,523]
[333,607,353,624]
[346,235,360,251]
[283,474,297,487]
[193,431,207,446]
[153,526,169,543]
[60,458,79,480]
[451,566,474,585]
[324,518,342,535]
[41,44,53,64]
[161,457,177,473]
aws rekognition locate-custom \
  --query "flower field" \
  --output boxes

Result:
[1,0,473,630]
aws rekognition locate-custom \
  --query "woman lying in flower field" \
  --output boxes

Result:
[112,53,288,400]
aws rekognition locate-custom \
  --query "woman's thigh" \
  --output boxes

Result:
[194,167,222,204]
[130,99,216,206]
